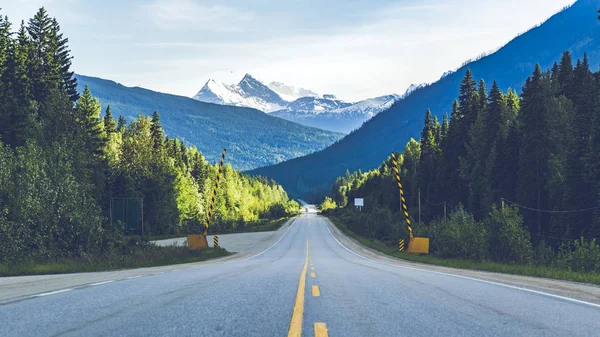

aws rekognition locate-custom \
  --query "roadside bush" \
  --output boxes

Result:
[320,197,337,213]
[534,240,556,266]
[556,238,600,273]
[484,205,533,264]
[430,204,489,260]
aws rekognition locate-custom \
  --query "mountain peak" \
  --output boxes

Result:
[239,73,259,85]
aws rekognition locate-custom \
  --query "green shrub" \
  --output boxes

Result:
[430,204,489,260]
[534,240,555,266]
[557,237,600,273]
[484,205,533,264]
[320,197,337,212]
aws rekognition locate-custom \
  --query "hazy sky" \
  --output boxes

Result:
[2,0,575,101]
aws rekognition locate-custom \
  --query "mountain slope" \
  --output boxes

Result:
[250,0,599,201]
[75,74,343,170]
[267,81,319,101]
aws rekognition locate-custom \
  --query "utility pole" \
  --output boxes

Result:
[443,202,447,224]
[418,188,421,227]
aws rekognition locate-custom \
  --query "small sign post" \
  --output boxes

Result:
[354,198,364,211]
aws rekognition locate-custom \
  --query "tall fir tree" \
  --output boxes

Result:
[103,105,117,135]
[558,51,574,99]
[150,110,164,152]
[117,115,127,133]
[517,64,554,241]
[76,85,105,155]
[50,18,78,101]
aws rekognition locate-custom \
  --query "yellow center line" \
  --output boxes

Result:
[287,219,310,337]
[311,285,320,297]
[314,323,329,337]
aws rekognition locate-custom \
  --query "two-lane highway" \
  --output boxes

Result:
[1,213,599,336]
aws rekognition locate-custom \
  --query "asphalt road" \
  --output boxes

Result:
[1,212,600,337]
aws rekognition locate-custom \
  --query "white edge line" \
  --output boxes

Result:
[241,219,296,261]
[33,288,73,297]
[90,280,115,286]
[323,219,600,309]
[127,275,142,279]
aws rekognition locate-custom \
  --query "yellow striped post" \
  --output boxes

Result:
[214,235,219,248]
[204,149,227,236]
[391,153,413,239]
[399,239,405,252]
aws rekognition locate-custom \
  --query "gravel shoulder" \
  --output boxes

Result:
[0,218,295,303]
[323,216,600,306]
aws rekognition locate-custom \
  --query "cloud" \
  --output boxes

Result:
[141,0,255,32]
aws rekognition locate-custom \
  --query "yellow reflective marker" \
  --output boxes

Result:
[311,266,315,271]
[310,272,316,278]
[314,323,328,337]
[312,285,320,297]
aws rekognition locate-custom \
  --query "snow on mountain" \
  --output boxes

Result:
[329,94,400,118]
[267,81,319,102]
[193,73,403,133]
[193,74,286,112]
[402,83,427,98]
[441,70,454,79]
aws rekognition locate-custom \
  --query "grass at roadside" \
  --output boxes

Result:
[0,246,229,277]
[146,217,290,241]
[327,216,600,286]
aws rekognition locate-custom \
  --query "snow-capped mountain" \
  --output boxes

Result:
[270,94,399,134]
[267,82,319,102]
[193,74,286,112]
[192,74,405,133]
[402,83,427,98]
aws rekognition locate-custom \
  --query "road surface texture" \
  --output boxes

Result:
[1,211,599,337]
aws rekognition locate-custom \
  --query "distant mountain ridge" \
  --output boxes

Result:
[75,74,343,170]
[250,0,599,201]
[192,74,402,133]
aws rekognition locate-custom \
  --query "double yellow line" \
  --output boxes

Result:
[287,218,328,337]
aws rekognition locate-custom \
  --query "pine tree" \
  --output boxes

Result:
[50,18,78,101]
[117,115,127,133]
[562,54,596,238]
[558,51,574,99]
[27,7,55,102]
[103,105,117,134]
[443,70,479,207]
[150,110,164,152]
[517,64,553,240]
[440,112,449,145]
[76,85,105,155]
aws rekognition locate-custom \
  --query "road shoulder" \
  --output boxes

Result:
[0,218,296,303]
[322,215,600,306]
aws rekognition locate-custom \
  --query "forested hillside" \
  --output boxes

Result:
[75,74,343,170]
[324,53,600,270]
[0,8,298,264]
[251,0,600,200]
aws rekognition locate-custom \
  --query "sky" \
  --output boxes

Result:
[2,0,576,102]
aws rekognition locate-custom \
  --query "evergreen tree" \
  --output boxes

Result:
[440,112,449,145]
[562,54,596,238]
[150,110,163,152]
[558,51,574,98]
[103,105,117,134]
[117,115,127,133]
[76,85,105,155]
[517,64,553,240]
[50,18,78,101]
[27,7,56,102]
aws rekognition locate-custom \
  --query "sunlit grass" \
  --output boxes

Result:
[0,246,229,277]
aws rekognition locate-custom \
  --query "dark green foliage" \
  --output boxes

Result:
[429,205,489,261]
[484,205,533,264]
[103,105,117,134]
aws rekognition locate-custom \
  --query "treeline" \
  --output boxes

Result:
[324,51,600,270]
[0,8,298,264]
